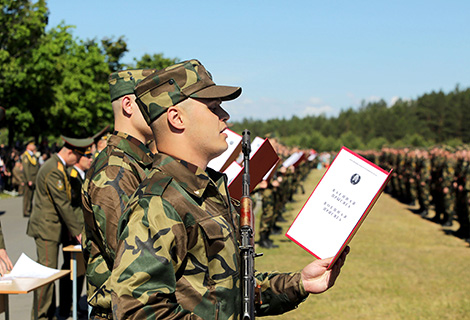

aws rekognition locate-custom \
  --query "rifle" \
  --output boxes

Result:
[240,129,258,320]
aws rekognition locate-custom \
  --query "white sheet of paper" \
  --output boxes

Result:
[208,129,242,171]
[223,161,243,185]
[287,148,389,259]
[0,275,13,283]
[282,152,304,167]
[249,136,264,159]
[263,161,278,181]
[8,253,61,279]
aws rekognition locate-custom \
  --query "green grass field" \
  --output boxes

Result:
[255,168,470,320]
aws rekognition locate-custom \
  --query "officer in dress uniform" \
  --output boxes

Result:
[57,147,93,318]
[22,140,39,217]
[27,135,94,320]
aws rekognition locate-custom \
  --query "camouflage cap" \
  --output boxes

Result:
[108,69,157,102]
[61,135,95,154]
[135,59,242,125]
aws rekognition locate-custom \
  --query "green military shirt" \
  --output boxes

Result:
[26,154,82,241]
[21,150,39,185]
[110,153,307,320]
[81,131,153,312]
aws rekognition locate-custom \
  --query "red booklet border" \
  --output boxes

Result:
[285,146,393,269]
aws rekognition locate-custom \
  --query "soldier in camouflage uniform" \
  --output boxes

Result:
[110,59,348,319]
[414,149,432,217]
[27,136,93,320]
[81,69,156,319]
[22,140,39,217]
[453,149,470,239]
[257,180,279,249]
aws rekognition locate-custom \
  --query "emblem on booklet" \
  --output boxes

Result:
[350,173,361,185]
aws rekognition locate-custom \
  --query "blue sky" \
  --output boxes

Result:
[47,0,470,122]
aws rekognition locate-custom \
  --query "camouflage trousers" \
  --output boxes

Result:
[259,188,275,234]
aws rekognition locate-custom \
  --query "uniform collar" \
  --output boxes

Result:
[107,131,153,167]
[56,153,66,166]
[154,153,225,199]
[73,165,86,180]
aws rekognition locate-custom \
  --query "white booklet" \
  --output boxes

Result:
[286,147,392,268]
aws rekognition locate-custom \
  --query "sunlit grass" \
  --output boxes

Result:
[255,168,470,320]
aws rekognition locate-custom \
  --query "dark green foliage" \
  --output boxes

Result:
[0,0,177,145]
[231,86,470,151]
[134,53,179,70]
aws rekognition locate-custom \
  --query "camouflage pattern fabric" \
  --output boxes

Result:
[110,153,307,320]
[81,131,153,316]
[108,69,156,102]
[135,59,241,125]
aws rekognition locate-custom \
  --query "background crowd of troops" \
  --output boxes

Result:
[361,146,470,244]
[0,134,325,251]
[252,139,323,248]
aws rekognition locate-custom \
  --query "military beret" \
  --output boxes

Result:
[108,69,157,102]
[61,135,94,154]
[134,59,242,125]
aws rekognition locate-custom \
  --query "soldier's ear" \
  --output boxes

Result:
[167,106,185,131]
[121,96,134,117]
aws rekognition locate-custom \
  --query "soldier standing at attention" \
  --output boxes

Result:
[110,59,348,319]
[26,136,94,320]
[22,140,39,217]
[81,69,156,320]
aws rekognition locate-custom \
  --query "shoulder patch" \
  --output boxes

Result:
[70,169,78,178]
[56,179,64,191]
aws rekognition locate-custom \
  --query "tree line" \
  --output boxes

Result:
[230,85,470,151]
[2,1,468,152]
[0,0,177,146]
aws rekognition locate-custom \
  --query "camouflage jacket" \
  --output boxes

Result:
[110,153,307,320]
[81,131,153,311]
[26,154,82,241]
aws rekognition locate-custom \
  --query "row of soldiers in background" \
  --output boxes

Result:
[360,146,470,244]
[0,134,109,218]
[0,141,53,217]
[253,141,323,248]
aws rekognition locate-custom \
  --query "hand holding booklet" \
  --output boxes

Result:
[286,147,392,269]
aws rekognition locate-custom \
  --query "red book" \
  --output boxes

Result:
[225,138,279,200]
